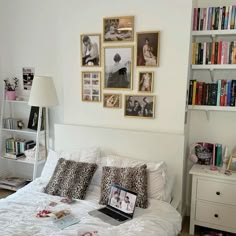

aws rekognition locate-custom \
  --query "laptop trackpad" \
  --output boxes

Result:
[89,209,127,226]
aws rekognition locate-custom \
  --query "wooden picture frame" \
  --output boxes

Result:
[103,93,122,108]
[103,16,134,42]
[80,34,101,67]
[104,46,133,90]
[227,154,236,173]
[138,72,154,93]
[136,31,160,67]
[81,72,101,102]
[124,95,155,118]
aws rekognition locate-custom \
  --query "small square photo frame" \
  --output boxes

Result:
[138,72,154,93]
[80,34,101,67]
[124,95,155,118]
[103,93,122,108]
[81,72,101,102]
[103,16,134,42]
[136,31,160,67]
[104,46,133,90]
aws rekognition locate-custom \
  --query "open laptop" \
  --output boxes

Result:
[89,184,137,226]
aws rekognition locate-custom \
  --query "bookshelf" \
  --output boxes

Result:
[192,29,236,36]
[188,105,236,112]
[0,92,47,191]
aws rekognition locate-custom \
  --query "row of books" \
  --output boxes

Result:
[3,118,22,130]
[5,138,36,159]
[188,80,236,106]
[193,6,236,31]
[196,142,222,167]
[192,41,236,65]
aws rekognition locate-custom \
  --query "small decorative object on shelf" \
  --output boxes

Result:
[4,77,18,100]
[17,120,24,129]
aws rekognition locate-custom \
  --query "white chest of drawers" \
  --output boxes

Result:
[189,164,236,235]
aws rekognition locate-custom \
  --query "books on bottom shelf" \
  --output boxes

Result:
[0,176,30,191]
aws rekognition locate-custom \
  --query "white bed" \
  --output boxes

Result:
[0,124,183,236]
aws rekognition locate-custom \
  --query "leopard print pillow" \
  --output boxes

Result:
[99,164,148,208]
[45,158,97,199]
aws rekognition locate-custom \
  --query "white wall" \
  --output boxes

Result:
[0,0,192,213]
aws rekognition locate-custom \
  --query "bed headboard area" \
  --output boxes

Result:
[54,124,185,212]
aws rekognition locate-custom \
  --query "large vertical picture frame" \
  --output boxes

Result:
[80,34,101,67]
[81,71,101,102]
[104,46,133,90]
[136,31,160,67]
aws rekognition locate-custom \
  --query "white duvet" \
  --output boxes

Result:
[0,178,181,236]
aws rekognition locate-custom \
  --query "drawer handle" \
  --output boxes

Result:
[216,191,220,196]
[214,214,219,218]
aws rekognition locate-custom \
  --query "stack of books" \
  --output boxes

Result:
[192,41,236,65]
[188,79,236,106]
[5,138,36,160]
[193,5,236,31]
[0,177,29,191]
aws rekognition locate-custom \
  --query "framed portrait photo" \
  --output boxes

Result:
[28,106,45,131]
[136,31,160,67]
[80,34,101,67]
[104,46,133,90]
[81,72,101,102]
[103,93,122,109]
[124,95,155,119]
[138,72,154,93]
[103,16,134,42]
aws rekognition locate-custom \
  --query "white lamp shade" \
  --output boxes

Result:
[28,76,58,107]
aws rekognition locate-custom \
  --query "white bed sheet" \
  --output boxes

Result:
[0,178,181,236]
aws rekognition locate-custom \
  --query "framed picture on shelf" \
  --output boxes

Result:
[22,67,35,90]
[136,31,160,67]
[104,46,133,90]
[124,95,155,118]
[103,16,134,42]
[80,34,101,67]
[81,72,101,102]
[138,72,154,93]
[28,106,45,131]
[103,93,122,108]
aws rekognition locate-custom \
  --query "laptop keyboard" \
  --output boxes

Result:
[98,207,128,222]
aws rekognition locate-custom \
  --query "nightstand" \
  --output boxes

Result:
[189,164,236,235]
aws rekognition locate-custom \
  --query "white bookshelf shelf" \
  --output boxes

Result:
[5,100,28,104]
[188,105,236,112]
[2,128,44,135]
[192,29,236,36]
[0,156,45,165]
[192,64,236,70]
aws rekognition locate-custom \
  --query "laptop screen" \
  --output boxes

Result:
[107,184,137,217]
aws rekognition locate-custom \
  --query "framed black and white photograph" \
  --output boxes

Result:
[136,31,160,67]
[23,67,35,90]
[103,93,122,108]
[28,106,44,131]
[138,72,154,93]
[103,16,134,42]
[81,72,101,102]
[124,95,155,118]
[104,46,133,90]
[81,34,101,67]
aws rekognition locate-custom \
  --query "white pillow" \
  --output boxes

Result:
[41,147,100,180]
[105,155,167,201]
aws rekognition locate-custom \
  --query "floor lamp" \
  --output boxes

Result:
[28,76,58,180]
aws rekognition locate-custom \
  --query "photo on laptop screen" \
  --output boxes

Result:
[108,185,137,215]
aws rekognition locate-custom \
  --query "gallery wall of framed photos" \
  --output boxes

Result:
[80,16,160,119]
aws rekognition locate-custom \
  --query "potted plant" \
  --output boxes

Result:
[4,77,18,100]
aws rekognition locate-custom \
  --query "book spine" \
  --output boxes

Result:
[218,6,223,30]
[197,82,203,105]
[231,6,235,29]
[214,7,219,30]
[229,41,234,64]
[193,8,197,30]
[197,8,200,30]
[216,80,221,106]
[230,80,236,106]
[228,6,232,29]
[220,80,226,106]
[227,80,232,106]
[188,80,194,105]
[206,83,209,105]
[205,42,209,64]
[208,42,212,64]
[202,82,207,105]
[232,41,236,64]
[218,41,222,64]
[208,7,212,30]
[211,42,215,64]
[224,6,229,29]
[214,42,218,64]
[211,83,218,106]
[221,6,226,29]
[212,7,215,30]
[203,42,206,65]
[195,82,199,105]
[204,7,208,30]
[192,42,196,64]
[234,6,236,29]
[216,144,222,167]
[192,80,197,105]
